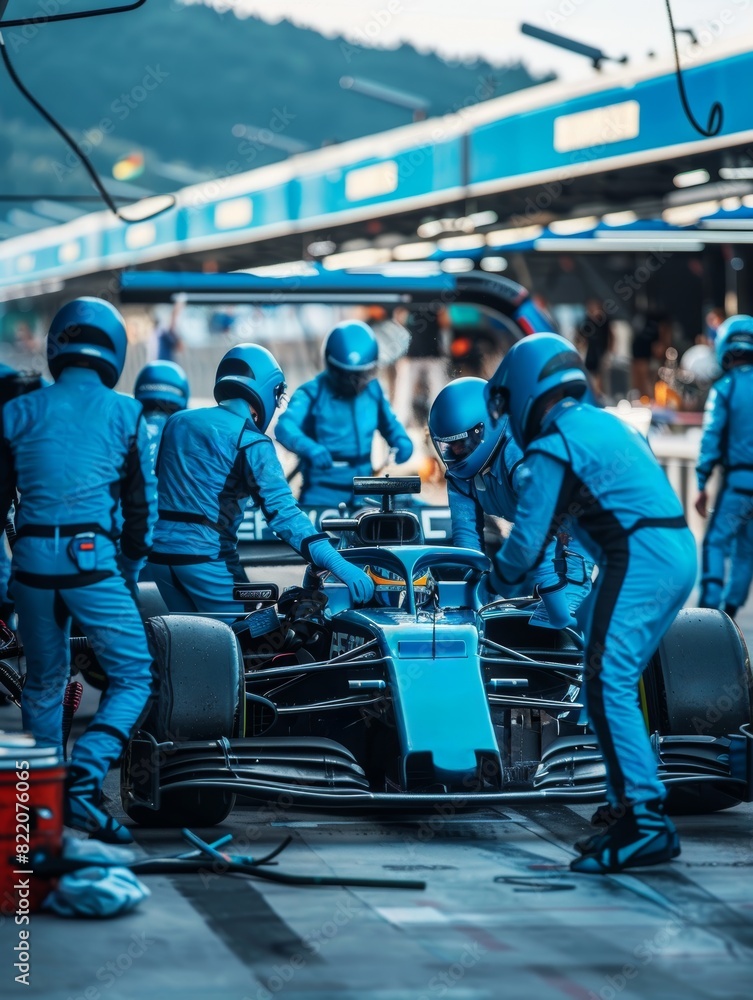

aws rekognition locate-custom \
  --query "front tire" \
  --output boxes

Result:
[122,614,244,828]
[645,608,752,814]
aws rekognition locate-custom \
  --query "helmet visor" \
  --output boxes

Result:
[328,366,376,397]
[433,421,486,467]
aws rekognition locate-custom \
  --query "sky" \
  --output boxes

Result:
[200,0,753,82]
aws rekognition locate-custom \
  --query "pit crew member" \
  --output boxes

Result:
[149,343,375,618]
[695,315,753,614]
[133,360,190,470]
[0,298,156,844]
[485,334,696,874]
[429,376,593,627]
[275,320,413,507]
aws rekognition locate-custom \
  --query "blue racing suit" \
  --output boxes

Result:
[150,399,330,620]
[495,399,696,806]
[143,410,169,472]
[726,524,753,612]
[696,365,753,609]
[0,367,156,787]
[447,419,593,612]
[275,372,413,507]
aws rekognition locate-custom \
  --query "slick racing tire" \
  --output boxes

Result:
[644,608,752,815]
[122,614,245,828]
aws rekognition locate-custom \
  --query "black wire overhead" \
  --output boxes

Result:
[665,0,724,137]
[0,0,147,30]
[0,30,175,223]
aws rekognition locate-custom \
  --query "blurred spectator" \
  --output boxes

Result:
[154,301,184,362]
[393,308,448,427]
[631,311,673,399]
[359,305,410,402]
[701,306,725,345]
[576,298,615,396]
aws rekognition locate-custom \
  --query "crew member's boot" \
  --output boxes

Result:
[65,766,134,845]
[570,799,680,874]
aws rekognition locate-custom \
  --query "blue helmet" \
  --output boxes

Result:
[324,320,378,396]
[134,361,190,414]
[429,377,505,481]
[47,297,127,388]
[213,343,286,432]
[485,333,588,448]
[715,315,753,370]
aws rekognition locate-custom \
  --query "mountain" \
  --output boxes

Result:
[0,1,552,215]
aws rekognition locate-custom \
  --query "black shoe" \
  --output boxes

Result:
[571,799,680,874]
[574,802,627,853]
[65,767,134,845]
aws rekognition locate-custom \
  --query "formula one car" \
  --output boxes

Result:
[110,268,753,826]
[118,475,753,828]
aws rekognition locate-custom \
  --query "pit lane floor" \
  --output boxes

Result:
[1,585,752,1000]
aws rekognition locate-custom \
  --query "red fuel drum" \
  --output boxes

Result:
[0,733,66,915]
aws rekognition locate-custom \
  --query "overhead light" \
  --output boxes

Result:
[307,240,336,257]
[417,212,497,240]
[418,217,474,238]
[393,241,436,260]
[691,231,753,243]
[467,210,498,228]
[440,258,475,273]
[486,225,543,245]
[662,201,720,226]
[417,219,446,239]
[673,168,711,188]
[549,216,599,235]
[480,256,508,272]
[437,234,485,251]
[601,210,639,226]
[322,247,392,270]
[364,261,441,276]
[535,238,705,252]
[720,166,753,180]
[247,261,319,277]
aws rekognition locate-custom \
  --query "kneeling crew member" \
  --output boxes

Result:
[485,334,696,874]
[0,298,156,844]
[150,344,375,618]
[275,320,413,508]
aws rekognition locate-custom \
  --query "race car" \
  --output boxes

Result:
[119,476,753,828]
[113,269,750,825]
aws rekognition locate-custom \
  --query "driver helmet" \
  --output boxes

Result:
[364,565,432,609]
[324,320,378,397]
